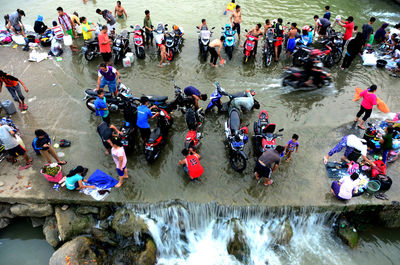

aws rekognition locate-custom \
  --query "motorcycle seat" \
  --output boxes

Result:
[147,95,168,103]
[85,89,112,98]
[229,109,241,131]
[148,127,161,143]
[86,38,98,44]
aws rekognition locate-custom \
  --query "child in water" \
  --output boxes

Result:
[284,134,299,162]
[159,39,167,67]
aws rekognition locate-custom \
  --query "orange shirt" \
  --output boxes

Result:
[98,32,111,53]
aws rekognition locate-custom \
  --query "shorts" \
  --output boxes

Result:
[254,160,271,178]
[232,22,241,35]
[274,37,283,47]
[319,26,329,36]
[99,77,117,93]
[101,52,112,62]
[287,38,296,52]
[116,166,126,176]
[7,144,26,157]
[65,29,74,37]
[13,24,22,32]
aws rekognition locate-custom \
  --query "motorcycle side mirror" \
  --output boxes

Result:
[196,26,199,29]
[130,25,134,29]
[245,29,248,32]
[211,27,215,30]
[221,27,224,30]
[165,24,168,27]
[278,128,284,132]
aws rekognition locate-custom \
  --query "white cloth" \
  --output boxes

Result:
[80,186,111,201]
[346,134,367,156]
[338,175,357,200]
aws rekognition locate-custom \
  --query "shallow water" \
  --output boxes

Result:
[0,218,54,265]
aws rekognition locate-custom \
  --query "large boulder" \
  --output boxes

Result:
[43,216,60,248]
[0,217,11,229]
[378,208,400,228]
[336,218,359,248]
[0,203,15,219]
[99,206,112,219]
[112,239,157,265]
[91,228,118,246]
[49,236,107,265]
[10,203,53,217]
[76,206,99,215]
[227,222,250,264]
[137,239,157,265]
[30,217,45,228]
[55,206,95,241]
[275,219,293,245]
[111,208,149,237]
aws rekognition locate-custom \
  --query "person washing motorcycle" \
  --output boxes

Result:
[184,86,208,110]
[94,89,110,125]
[137,96,159,142]
[254,145,284,186]
[96,63,120,96]
[244,23,263,54]
[209,36,225,67]
[229,89,259,112]
[178,148,204,180]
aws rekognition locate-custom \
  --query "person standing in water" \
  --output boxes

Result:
[178,148,204,180]
[111,137,128,187]
[354,85,377,130]
[286,22,298,57]
[230,5,242,41]
[159,39,167,67]
[246,23,263,54]
[115,1,128,19]
[209,36,225,67]
[143,10,153,46]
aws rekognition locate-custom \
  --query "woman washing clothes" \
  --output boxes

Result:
[331,172,359,201]
[64,166,95,191]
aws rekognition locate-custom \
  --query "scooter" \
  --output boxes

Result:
[197,26,215,61]
[221,24,236,60]
[131,24,145,59]
[165,28,183,61]
[225,108,249,172]
[84,83,139,113]
[263,28,275,67]
[118,98,138,153]
[82,37,100,61]
[282,62,332,90]
[253,110,284,156]
[184,107,204,151]
[113,30,131,64]
[243,29,259,63]
[155,22,167,52]
[144,107,173,162]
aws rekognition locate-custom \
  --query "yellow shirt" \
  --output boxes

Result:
[81,22,93,40]
[226,2,236,11]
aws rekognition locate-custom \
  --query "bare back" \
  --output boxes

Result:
[209,39,222,48]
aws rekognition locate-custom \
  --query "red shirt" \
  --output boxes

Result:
[98,32,111,53]
[343,21,354,41]
[186,155,204,179]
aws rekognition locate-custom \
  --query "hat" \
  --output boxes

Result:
[37,15,43,22]
[250,89,256,95]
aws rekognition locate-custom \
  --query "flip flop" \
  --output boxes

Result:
[19,164,32,171]
[59,139,71,147]
[263,180,273,186]
[357,125,366,130]
[58,161,67,166]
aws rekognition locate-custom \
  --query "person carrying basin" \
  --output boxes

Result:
[184,86,207,110]
[323,134,376,165]
[96,63,120,97]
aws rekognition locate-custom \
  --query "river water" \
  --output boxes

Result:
[1,0,400,264]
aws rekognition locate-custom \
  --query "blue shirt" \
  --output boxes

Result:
[184,86,200,97]
[136,105,153,129]
[65,174,83,190]
[94,97,109,118]
[323,11,331,20]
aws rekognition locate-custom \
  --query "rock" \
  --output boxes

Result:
[49,236,107,265]
[336,218,359,248]
[275,219,293,245]
[30,217,45,228]
[112,208,149,237]
[0,217,11,229]
[10,203,53,217]
[138,239,157,265]
[378,208,400,228]
[55,206,95,241]
[99,206,112,219]
[0,203,15,219]
[112,246,141,265]
[227,222,250,263]
[76,206,99,215]
[43,216,60,248]
[92,228,118,246]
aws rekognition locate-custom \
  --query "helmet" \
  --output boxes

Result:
[302,25,310,32]
[173,25,179,31]
[310,49,322,57]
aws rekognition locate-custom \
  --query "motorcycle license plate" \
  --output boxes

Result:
[81,46,88,54]
[145,146,153,151]
[113,47,121,51]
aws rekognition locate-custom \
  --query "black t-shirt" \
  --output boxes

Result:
[362,23,373,40]
[36,133,51,150]
[97,122,112,141]
[34,21,47,34]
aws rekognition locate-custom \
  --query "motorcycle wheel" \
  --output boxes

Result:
[84,51,95,61]
[202,49,207,61]
[230,151,247,172]
[292,50,306,66]
[227,46,233,60]
[333,48,343,64]
[86,98,96,112]
[323,53,335,67]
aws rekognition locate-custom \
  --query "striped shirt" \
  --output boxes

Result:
[58,13,72,31]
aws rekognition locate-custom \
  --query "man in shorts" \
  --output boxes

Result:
[97,121,121,155]
[314,15,331,39]
[8,9,26,37]
[254,145,284,186]
[57,7,78,51]
[230,5,242,41]
[286,23,298,57]
[96,63,120,96]
[0,70,29,111]
[98,26,113,63]
[273,18,284,61]
[0,123,32,165]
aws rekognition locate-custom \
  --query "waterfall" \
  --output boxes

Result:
[125,201,356,265]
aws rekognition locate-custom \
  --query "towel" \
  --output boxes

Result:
[353,87,390,113]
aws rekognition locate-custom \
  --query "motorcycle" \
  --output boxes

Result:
[197,26,215,61]
[243,29,259,63]
[253,110,284,156]
[113,30,131,64]
[131,24,145,59]
[155,22,167,52]
[263,28,275,67]
[364,122,399,163]
[119,100,138,153]
[82,37,100,61]
[184,107,205,150]
[221,24,236,60]
[282,62,332,90]
[144,107,173,163]
[84,83,139,113]
[225,107,249,172]
[165,28,183,61]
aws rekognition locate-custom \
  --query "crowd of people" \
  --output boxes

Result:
[0,1,399,198]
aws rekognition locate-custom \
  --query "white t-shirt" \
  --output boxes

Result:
[338,175,357,200]
[0,125,19,150]
[389,28,400,40]
[346,134,367,156]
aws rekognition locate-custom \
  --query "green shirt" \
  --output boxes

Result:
[382,133,393,150]
[143,17,152,32]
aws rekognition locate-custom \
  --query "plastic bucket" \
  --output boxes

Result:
[63,35,72,46]
[41,164,63,183]
[366,180,380,194]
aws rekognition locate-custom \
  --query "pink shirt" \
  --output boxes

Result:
[338,175,357,200]
[360,90,377,110]
[111,147,127,169]
[98,32,111,53]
